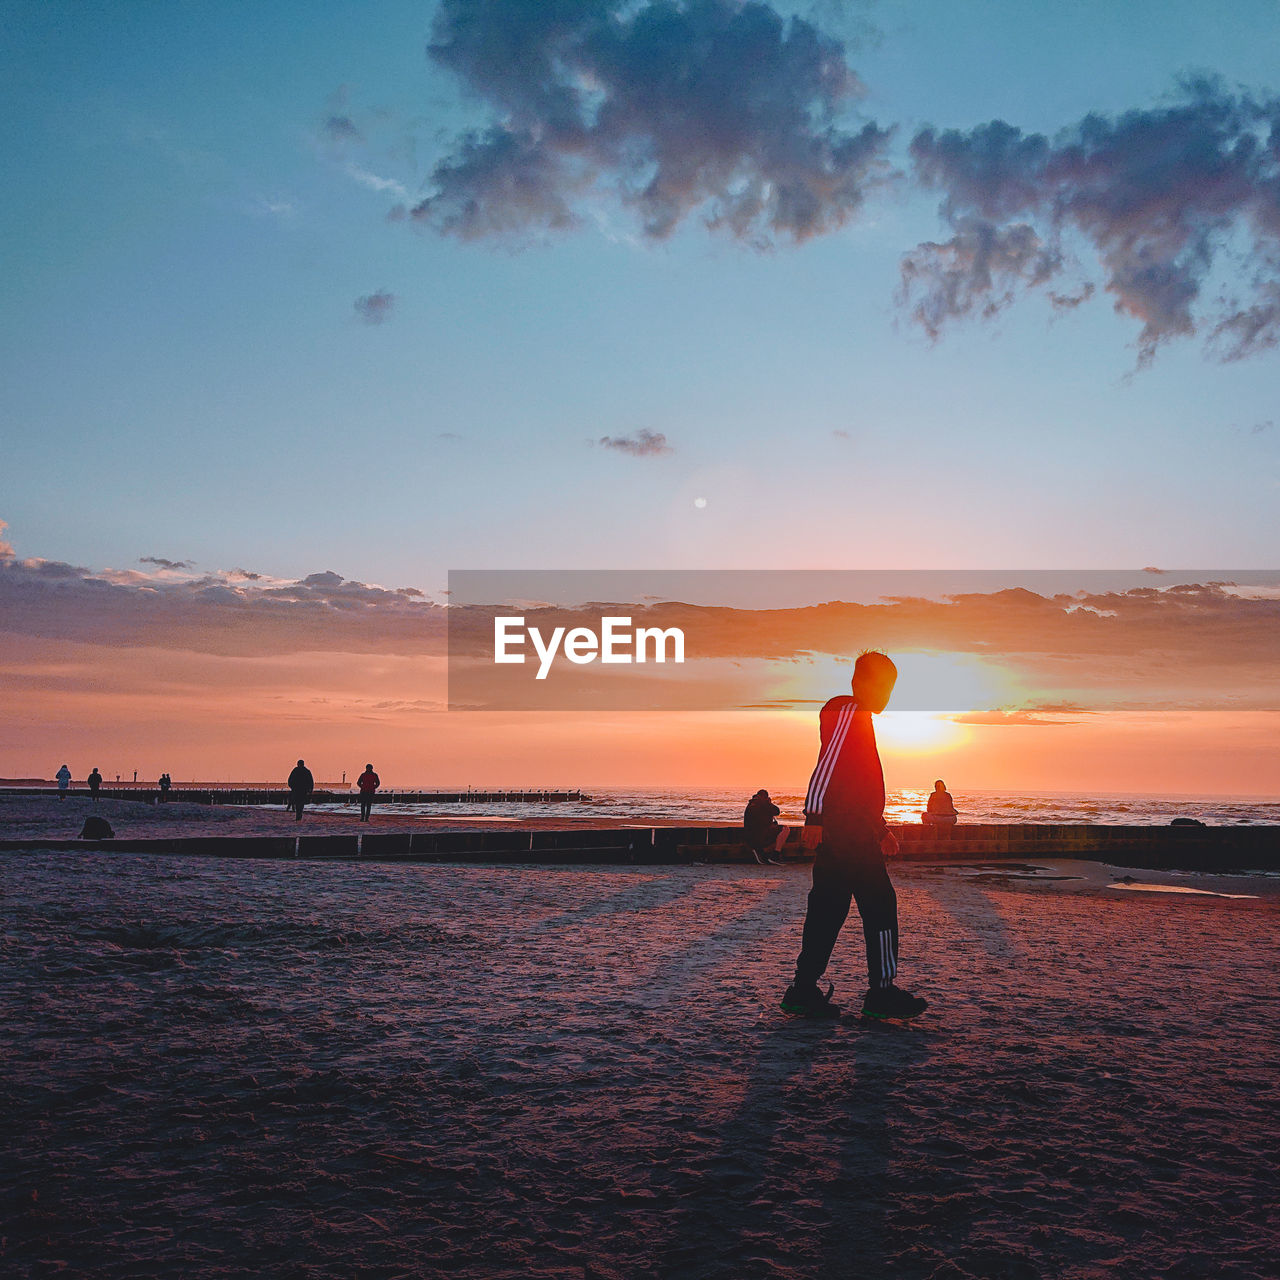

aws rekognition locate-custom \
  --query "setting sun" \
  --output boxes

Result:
[874,711,970,755]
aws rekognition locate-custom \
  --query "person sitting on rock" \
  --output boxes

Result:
[922,780,958,827]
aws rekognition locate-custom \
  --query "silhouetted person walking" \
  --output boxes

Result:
[56,764,71,799]
[87,767,102,801]
[783,651,928,1021]
[288,759,314,822]
[744,789,788,864]
[356,764,380,822]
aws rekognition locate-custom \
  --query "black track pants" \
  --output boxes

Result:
[794,830,899,990]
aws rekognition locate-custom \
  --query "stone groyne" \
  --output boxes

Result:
[2,823,1277,873]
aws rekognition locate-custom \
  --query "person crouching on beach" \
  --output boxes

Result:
[744,789,788,864]
[357,763,380,822]
[782,651,928,1022]
[288,759,314,822]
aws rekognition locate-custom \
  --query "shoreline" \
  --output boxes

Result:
[3,794,1278,873]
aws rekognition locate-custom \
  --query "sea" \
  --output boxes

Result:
[309,787,1280,827]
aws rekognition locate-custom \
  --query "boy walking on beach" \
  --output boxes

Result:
[356,763,380,822]
[782,651,928,1021]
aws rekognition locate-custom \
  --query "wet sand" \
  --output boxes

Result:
[3,850,1278,1279]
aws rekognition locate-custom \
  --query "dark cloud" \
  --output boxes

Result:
[413,0,892,243]
[900,218,1062,339]
[1209,286,1280,362]
[903,81,1280,363]
[354,291,395,324]
[598,429,673,456]
[139,556,193,571]
[325,115,364,143]
[1048,283,1095,310]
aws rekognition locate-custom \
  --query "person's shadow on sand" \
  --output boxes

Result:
[649,1004,936,1278]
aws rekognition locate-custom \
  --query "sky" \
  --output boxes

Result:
[2,1,1279,791]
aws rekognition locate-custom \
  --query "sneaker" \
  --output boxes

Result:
[861,984,928,1020]
[781,981,842,1019]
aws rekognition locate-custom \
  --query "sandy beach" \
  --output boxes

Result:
[3,844,1278,1279]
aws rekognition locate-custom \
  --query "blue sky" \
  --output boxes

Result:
[3,0,1279,596]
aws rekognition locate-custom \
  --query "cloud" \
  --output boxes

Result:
[903,80,1280,363]
[900,218,1062,339]
[139,556,194,571]
[354,291,395,324]
[0,554,444,657]
[5,522,1278,713]
[948,704,1087,726]
[445,579,1280,710]
[413,0,892,244]
[324,115,364,143]
[597,429,673,456]
[343,162,410,201]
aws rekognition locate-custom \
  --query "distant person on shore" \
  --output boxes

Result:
[56,764,72,799]
[288,759,314,822]
[159,772,172,801]
[923,780,958,827]
[744,789,788,864]
[357,763,380,822]
[88,767,102,800]
[782,651,928,1022]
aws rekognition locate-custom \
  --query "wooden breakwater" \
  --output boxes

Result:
[2,823,1277,873]
[1,787,585,806]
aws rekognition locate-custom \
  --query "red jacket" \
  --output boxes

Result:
[803,697,886,842]
[357,770,380,793]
